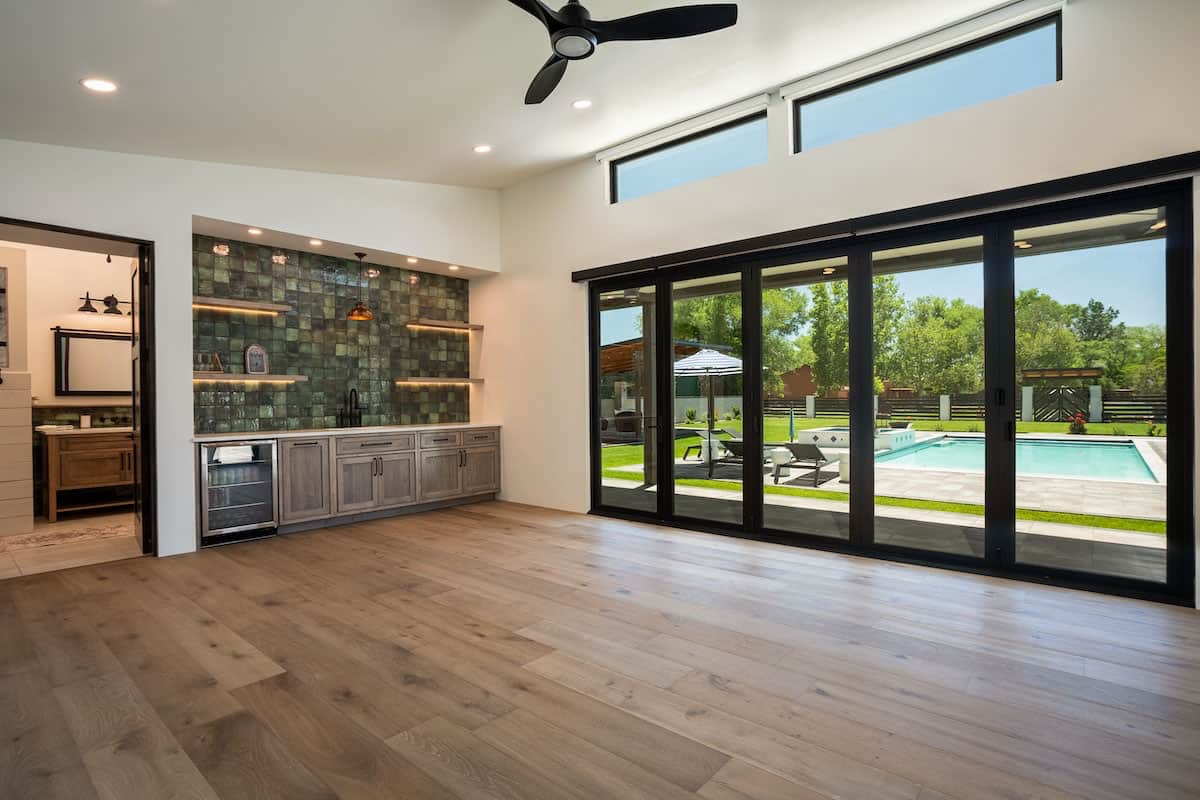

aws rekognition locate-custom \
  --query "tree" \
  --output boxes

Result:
[808,281,849,393]
[892,296,984,394]
[1071,299,1123,342]
[1015,289,1079,375]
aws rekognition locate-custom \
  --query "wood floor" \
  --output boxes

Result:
[2,502,1198,800]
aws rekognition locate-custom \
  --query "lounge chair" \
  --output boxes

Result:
[681,428,733,461]
[773,442,832,486]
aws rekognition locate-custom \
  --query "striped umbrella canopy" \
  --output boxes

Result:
[673,348,743,376]
[674,350,743,475]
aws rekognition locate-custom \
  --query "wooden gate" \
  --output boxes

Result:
[1032,386,1090,422]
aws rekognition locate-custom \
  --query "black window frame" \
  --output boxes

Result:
[792,13,1063,154]
[586,174,1194,607]
[609,111,770,205]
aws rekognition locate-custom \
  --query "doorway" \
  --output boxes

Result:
[0,217,155,578]
[590,180,1193,604]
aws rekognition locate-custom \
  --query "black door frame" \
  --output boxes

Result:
[587,178,1194,606]
[0,215,157,557]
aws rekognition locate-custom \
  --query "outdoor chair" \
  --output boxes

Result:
[681,428,734,460]
[773,442,832,486]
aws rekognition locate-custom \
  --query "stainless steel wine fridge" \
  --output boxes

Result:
[198,440,278,547]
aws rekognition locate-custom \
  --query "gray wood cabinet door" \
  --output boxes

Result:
[378,452,417,509]
[461,446,500,495]
[336,455,379,514]
[418,449,462,502]
[280,438,331,523]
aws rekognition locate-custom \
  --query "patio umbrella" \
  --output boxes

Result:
[673,348,743,477]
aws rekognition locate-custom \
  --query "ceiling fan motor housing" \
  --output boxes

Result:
[552,2,595,59]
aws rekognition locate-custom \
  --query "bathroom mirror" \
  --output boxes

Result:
[53,327,132,396]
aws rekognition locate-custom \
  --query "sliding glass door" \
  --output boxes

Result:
[870,236,987,558]
[1010,206,1172,584]
[589,181,1192,604]
[595,285,658,514]
[760,257,851,540]
[669,272,745,525]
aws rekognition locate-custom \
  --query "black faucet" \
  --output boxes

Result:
[338,388,364,428]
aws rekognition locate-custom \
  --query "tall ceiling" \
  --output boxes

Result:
[0,0,1002,189]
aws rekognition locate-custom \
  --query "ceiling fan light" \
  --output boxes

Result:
[552,28,597,59]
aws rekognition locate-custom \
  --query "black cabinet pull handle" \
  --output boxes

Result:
[294,441,321,447]
[360,441,393,448]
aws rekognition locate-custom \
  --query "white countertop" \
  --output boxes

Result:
[38,426,134,436]
[193,422,501,443]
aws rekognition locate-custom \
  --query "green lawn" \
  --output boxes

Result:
[602,470,1165,534]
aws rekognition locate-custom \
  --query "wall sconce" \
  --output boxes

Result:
[78,292,131,315]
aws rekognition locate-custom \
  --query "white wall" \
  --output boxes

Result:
[477,0,1200,560]
[0,140,500,556]
[0,242,133,404]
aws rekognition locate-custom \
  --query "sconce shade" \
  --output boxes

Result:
[77,293,98,313]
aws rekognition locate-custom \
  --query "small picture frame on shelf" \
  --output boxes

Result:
[244,344,268,375]
[209,352,224,373]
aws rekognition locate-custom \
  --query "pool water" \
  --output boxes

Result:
[875,436,1157,483]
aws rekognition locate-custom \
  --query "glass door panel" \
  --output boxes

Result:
[871,236,987,556]
[597,285,659,514]
[1013,209,1168,583]
[671,272,744,524]
[761,257,851,539]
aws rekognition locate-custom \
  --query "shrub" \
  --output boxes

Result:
[1146,421,1161,437]
[730,406,741,420]
[1069,412,1087,435]
[684,408,697,423]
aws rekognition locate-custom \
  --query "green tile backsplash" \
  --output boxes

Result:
[193,235,471,434]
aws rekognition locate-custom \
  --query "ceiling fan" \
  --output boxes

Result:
[506,0,739,104]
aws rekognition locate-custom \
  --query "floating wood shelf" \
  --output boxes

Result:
[394,377,483,385]
[192,296,293,315]
[406,318,483,332]
[193,372,308,383]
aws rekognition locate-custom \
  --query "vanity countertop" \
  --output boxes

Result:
[38,426,134,436]
[193,422,501,443]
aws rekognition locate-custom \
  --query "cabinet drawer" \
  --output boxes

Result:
[419,431,461,449]
[60,434,133,451]
[335,433,414,455]
[461,429,498,446]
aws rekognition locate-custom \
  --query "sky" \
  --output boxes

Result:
[600,237,1167,346]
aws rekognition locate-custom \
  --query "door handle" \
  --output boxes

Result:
[995,388,1006,406]
[460,449,465,468]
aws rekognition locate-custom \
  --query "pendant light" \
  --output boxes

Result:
[347,252,374,321]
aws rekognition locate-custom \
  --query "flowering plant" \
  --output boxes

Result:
[1069,412,1087,435]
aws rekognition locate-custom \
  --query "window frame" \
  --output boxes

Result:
[608,111,770,205]
[791,13,1062,154]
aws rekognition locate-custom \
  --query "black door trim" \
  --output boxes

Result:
[0,216,157,557]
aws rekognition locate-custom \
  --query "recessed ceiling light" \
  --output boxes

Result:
[309,239,323,246]
[1015,240,1033,249]
[406,257,419,264]
[80,77,117,93]
[572,99,593,110]
[473,144,493,154]
[1149,220,1167,232]
[821,267,836,275]
[448,265,460,271]
[213,243,230,256]
[247,228,263,236]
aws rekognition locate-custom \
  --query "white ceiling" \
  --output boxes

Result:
[0,0,1003,189]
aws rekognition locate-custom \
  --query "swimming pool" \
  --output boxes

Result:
[875,436,1157,483]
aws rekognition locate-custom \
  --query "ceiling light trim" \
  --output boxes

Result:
[594,94,770,164]
[780,0,1066,102]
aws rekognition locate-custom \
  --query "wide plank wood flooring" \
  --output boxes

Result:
[2,501,1198,799]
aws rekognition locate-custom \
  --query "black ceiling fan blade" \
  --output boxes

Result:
[504,0,561,30]
[525,55,568,104]
[592,4,738,43]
